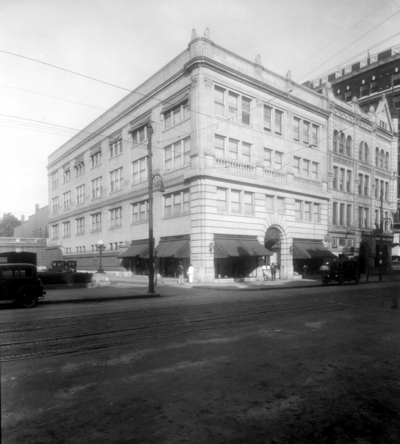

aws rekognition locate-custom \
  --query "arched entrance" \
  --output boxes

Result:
[265,227,281,266]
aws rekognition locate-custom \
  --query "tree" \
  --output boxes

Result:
[0,213,22,237]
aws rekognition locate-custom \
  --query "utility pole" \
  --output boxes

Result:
[147,121,155,294]
[379,190,383,282]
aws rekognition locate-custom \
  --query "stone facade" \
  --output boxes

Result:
[47,30,397,282]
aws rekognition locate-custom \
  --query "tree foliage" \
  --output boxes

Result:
[0,213,22,237]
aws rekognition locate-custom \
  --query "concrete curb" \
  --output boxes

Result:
[39,293,161,305]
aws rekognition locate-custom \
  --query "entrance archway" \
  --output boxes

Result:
[265,227,281,266]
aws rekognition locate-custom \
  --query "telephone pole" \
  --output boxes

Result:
[147,121,155,294]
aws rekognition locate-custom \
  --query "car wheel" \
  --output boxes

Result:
[339,276,345,286]
[355,275,360,285]
[19,290,38,308]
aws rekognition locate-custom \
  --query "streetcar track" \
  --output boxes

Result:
[1,304,347,362]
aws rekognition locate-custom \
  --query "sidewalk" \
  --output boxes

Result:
[37,272,400,305]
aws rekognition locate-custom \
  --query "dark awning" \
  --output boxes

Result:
[118,242,149,258]
[161,91,189,114]
[155,239,190,258]
[129,113,151,133]
[214,238,272,258]
[293,240,336,259]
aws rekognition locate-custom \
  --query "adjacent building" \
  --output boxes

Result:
[47,30,397,282]
[305,43,400,231]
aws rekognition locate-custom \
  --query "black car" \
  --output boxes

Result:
[321,260,361,286]
[0,263,46,308]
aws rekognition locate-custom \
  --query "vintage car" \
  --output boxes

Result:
[48,260,77,273]
[0,263,45,308]
[321,260,361,286]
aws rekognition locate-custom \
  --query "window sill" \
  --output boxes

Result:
[109,153,123,160]
[91,196,102,201]
[62,235,70,239]
[163,212,190,220]
[131,220,148,226]
[76,232,85,236]
[91,229,102,233]
[162,117,190,132]
[110,189,122,195]
[109,225,123,230]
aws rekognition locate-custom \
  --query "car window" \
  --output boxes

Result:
[2,269,15,278]
[20,268,33,278]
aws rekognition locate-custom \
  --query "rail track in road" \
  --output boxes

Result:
[1,285,397,363]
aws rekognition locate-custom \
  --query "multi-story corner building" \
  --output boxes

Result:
[47,30,397,282]
[304,43,400,230]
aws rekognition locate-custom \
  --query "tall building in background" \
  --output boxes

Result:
[47,30,397,282]
[304,43,400,230]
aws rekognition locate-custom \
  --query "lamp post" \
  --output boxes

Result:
[97,240,106,273]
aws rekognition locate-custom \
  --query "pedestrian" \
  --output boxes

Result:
[276,263,280,279]
[187,264,194,283]
[302,264,308,279]
[271,263,276,281]
[177,261,184,285]
[365,259,370,283]
[153,262,157,287]
[261,264,268,281]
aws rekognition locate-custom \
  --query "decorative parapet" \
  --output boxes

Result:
[263,168,287,183]
[293,175,323,190]
[215,158,256,176]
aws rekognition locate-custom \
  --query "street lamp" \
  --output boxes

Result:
[97,240,106,273]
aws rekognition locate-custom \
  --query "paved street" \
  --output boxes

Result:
[2,282,400,443]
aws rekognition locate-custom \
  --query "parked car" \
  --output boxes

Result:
[0,263,45,308]
[48,260,77,273]
[320,260,361,286]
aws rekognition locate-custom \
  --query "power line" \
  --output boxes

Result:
[0,49,132,92]
[299,11,400,82]
[291,0,393,73]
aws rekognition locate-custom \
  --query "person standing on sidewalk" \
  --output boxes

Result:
[261,264,268,281]
[187,264,194,283]
[271,263,276,281]
[177,262,184,285]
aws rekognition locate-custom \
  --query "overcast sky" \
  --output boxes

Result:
[1,0,399,220]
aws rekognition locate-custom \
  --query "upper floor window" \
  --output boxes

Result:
[132,157,148,184]
[110,168,123,192]
[131,125,147,146]
[215,135,252,163]
[164,189,190,217]
[52,224,59,240]
[74,162,85,177]
[63,169,70,183]
[266,195,286,214]
[76,217,85,235]
[375,147,379,167]
[214,85,252,125]
[359,141,369,163]
[52,196,59,215]
[91,151,101,168]
[132,200,149,223]
[339,133,345,154]
[216,187,228,212]
[110,139,122,158]
[63,221,70,237]
[76,184,85,205]
[380,150,384,169]
[51,171,59,189]
[333,131,338,152]
[216,187,254,215]
[164,138,190,170]
[385,152,389,170]
[294,117,319,146]
[91,177,102,199]
[109,207,122,228]
[346,136,352,157]
[91,213,102,231]
[264,105,284,135]
[163,99,189,129]
[63,191,71,210]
